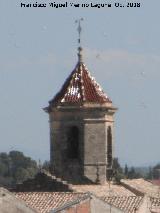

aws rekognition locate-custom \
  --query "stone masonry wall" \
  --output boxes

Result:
[49,105,116,184]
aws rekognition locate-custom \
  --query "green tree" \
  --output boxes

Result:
[124,164,129,178]
[0,152,10,176]
[152,164,160,179]
[127,167,141,179]
[42,161,50,172]
[14,168,30,183]
[146,167,153,179]
[112,158,124,184]
[0,151,38,187]
[0,162,8,176]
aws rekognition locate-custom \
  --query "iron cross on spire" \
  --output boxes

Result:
[75,18,83,46]
[75,18,84,63]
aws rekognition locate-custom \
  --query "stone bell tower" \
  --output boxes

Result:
[45,21,117,184]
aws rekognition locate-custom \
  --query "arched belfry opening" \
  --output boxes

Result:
[67,126,79,159]
[107,126,113,168]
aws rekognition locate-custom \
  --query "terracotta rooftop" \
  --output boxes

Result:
[102,196,143,213]
[0,187,35,212]
[15,192,89,213]
[151,180,160,186]
[48,61,111,107]
[121,179,160,197]
[150,197,160,213]
[72,182,135,197]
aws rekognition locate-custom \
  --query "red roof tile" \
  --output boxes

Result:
[102,196,143,213]
[151,180,160,186]
[49,62,111,106]
[150,197,160,212]
[121,179,159,196]
[15,192,89,213]
[72,183,135,197]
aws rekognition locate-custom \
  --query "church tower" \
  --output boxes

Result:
[45,22,117,184]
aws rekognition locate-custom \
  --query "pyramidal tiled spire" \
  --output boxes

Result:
[49,61,112,106]
[48,19,111,107]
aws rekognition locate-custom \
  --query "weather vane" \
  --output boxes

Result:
[75,18,84,62]
[75,18,83,46]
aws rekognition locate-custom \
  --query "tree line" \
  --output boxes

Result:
[0,151,159,188]
[110,158,160,184]
[0,151,39,188]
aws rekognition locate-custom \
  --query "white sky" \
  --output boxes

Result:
[0,0,160,166]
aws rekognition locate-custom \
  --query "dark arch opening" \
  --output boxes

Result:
[67,126,79,159]
[107,126,112,168]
